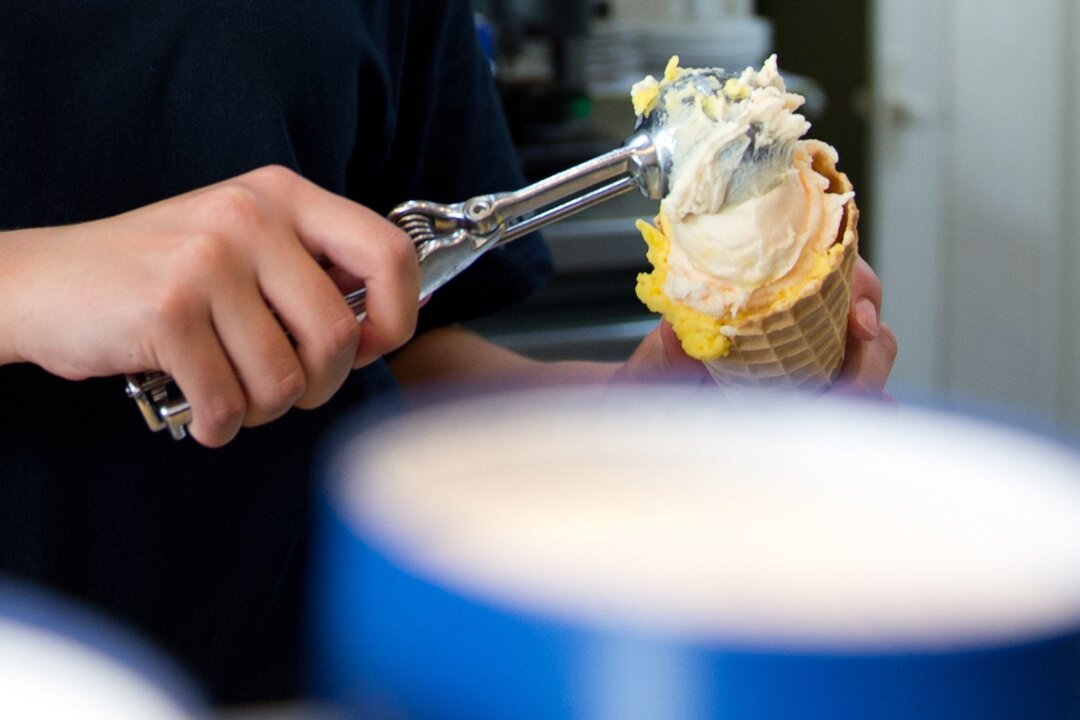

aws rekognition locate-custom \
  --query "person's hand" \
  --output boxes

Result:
[833,256,897,396]
[616,321,709,385]
[616,255,897,395]
[0,165,420,446]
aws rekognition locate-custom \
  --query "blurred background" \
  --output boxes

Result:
[468,0,1080,442]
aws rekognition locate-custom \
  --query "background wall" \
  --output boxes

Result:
[871,0,1080,439]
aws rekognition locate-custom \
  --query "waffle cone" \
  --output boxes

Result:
[704,160,859,391]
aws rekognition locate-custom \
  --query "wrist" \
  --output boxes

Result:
[0,229,30,365]
[0,226,66,367]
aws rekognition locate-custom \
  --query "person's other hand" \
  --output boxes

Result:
[616,255,896,395]
[834,256,897,397]
[0,165,420,446]
[616,321,709,385]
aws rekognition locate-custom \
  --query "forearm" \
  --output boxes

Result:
[389,324,620,392]
[0,226,52,367]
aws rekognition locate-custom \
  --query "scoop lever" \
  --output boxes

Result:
[125,124,676,440]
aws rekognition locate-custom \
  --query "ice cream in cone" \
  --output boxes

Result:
[632,56,859,390]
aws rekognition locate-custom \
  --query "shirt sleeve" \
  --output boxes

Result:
[372,0,555,334]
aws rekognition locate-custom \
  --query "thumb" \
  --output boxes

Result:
[616,321,708,384]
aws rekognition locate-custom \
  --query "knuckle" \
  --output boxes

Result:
[387,227,419,270]
[325,309,362,358]
[365,311,413,356]
[270,367,308,410]
[199,183,267,231]
[391,313,417,348]
[248,164,299,193]
[256,363,306,415]
[395,308,419,348]
[180,230,234,270]
[371,324,412,358]
[296,315,357,408]
[147,277,201,335]
[198,393,246,437]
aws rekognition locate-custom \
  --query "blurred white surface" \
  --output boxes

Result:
[0,616,195,720]
[341,387,1080,648]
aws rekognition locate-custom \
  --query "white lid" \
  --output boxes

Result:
[0,615,197,719]
[337,387,1080,650]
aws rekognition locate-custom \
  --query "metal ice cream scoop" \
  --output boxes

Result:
[125,71,740,440]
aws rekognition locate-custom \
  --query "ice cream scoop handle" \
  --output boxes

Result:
[500,175,638,244]
[126,132,664,440]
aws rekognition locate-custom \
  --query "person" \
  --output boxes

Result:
[0,0,896,707]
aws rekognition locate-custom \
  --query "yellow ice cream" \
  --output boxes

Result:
[633,56,856,362]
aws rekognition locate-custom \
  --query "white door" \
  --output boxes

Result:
[871,0,1080,436]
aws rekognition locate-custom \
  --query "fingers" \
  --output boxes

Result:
[247,230,360,412]
[7,166,422,448]
[620,254,896,397]
[618,311,895,404]
[848,256,883,342]
[835,255,897,395]
[208,269,306,427]
[244,166,420,368]
[153,305,247,448]
[836,320,898,397]
[658,321,710,380]
[617,321,709,384]
[157,167,419,445]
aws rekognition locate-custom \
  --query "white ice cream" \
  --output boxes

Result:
[633,56,853,318]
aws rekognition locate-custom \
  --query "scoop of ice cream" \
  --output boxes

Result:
[665,141,853,318]
[633,56,857,362]
[643,55,811,217]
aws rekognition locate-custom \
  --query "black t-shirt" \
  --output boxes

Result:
[0,0,552,704]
